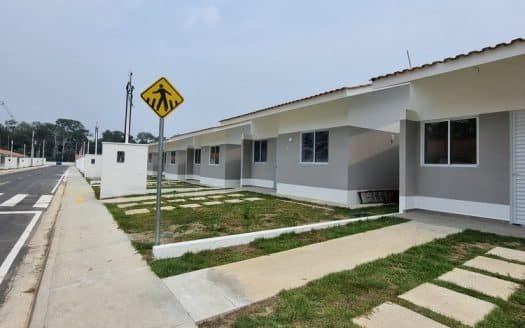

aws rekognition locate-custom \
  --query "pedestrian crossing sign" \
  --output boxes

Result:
[140,77,184,118]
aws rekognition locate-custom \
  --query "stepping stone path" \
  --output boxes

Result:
[189,197,207,201]
[142,201,157,205]
[203,201,223,206]
[244,197,263,201]
[167,199,186,203]
[224,199,243,204]
[160,206,175,211]
[488,247,525,263]
[399,283,495,327]
[227,194,244,197]
[438,268,520,300]
[353,247,525,327]
[209,195,225,199]
[125,208,150,215]
[117,202,139,209]
[179,203,201,208]
[464,256,525,280]
[353,302,447,328]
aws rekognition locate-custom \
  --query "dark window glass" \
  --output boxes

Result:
[91,159,95,164]
[148,153,152,163]
[301,133,314,162]
[254,140,261,162]
[194,149,201,164]
[170,151,176,164]
[260,140,267,162]
[315,131,329,162]
[424,121,448,164]
[451,118,477,164]
[253,140,268,163]
[116,151,125,163]
[210,146,220,164]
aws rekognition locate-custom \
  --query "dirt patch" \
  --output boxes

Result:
[447,242,493,262]
[199,297,279,328]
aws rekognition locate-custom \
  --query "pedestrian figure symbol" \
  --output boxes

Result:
[141,77,184,118]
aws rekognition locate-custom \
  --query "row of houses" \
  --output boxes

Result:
[147,38,525,224]
[0,149,45,169]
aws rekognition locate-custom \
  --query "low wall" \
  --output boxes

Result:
[152,212,398,259]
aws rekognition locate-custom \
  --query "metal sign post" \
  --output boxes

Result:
[154,118,164,245]
[141,76,184,246]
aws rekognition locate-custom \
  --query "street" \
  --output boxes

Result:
[0,165,67,290]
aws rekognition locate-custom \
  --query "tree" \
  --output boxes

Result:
[55,118,89,161]
[136,132,158,144]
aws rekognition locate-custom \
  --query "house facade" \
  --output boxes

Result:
[370,38,525,222]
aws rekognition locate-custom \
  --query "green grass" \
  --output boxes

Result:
[143,216,406,277]
[104,191,398,244]
[91,185,100,200]
[199,230,525,328]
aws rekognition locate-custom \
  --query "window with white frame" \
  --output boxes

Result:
[423,117,477,165]
[253,140,267,163]
[194,149,201,164]
[301,130,329,163]
[209,146,220,165]
[170,151,176,164]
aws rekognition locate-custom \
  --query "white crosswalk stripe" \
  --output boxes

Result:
[0,194,28,207]
[33,195,53,208]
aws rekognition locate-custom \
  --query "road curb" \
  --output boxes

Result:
[0,171,67,328]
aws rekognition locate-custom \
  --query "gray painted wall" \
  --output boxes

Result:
[199,144,241,180]
[164,150,186,175]
[277,126,350,190]
[186,149,194,175]
[242,138,276,182]
[401,112,509,204]
[348,127,399,190]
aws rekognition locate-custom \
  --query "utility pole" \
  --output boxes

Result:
[124,72,134,144]
[94,122,99,156]
[23,144,26,156]
[10,140,13,161]
[42,140,45,159]
[30,130,35,164]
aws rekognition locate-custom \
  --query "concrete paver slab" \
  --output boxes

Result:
[163,189,238,198]
[224,199,243,203]
[244,197,263,201]
[353,302,448,328]
[160,206,175,211]
[438,268,520,300]
[209,195,225,199]
[124,208,149,215]
[227,194,244,197]
[141,200,156,205]
[102,195,156,203]
[179,203,201,208]
[487,247,525,263]
[163,221,460,322]
[189,197,207,201]
[203,201,223,206]
[399,283,495,326]
[464,256,525,280]
[167,198,186,203]
[117,202,139,208]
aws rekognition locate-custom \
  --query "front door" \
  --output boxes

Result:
[512,110,525,224]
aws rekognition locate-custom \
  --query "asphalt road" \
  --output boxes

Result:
[0,165,68,290]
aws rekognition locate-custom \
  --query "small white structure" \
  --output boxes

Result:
[32,158,43,166]
[100,142,148,199]
[19,157,31,168]
[2,157,18,169]
[85,154,102,179]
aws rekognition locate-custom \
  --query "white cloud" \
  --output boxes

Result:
[186,5,221,28]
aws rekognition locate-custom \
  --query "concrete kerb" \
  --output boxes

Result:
[0,172,67,328]
[153,212,400,259]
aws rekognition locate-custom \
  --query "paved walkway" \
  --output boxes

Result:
[30,169,196,328]
[399,210,525,238]
[163,220,461,322]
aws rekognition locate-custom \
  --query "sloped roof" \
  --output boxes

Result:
[371,38,525,81]
[0,149,24,157]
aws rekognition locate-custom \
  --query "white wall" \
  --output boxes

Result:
[409,55,525,121]
[85,154,102,179]
[32,158,43,166]
[100,143,148,199]
[19,157,31,168]
[3,157,17,169]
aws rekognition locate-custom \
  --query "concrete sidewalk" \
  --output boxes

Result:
[30,169,196,328]
[163,220,461,322]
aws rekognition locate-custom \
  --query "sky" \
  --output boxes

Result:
[0,0,524,138]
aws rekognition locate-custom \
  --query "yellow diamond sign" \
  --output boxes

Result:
[141,77,184,118]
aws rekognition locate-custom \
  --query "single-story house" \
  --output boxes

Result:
[369,38,525,222]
